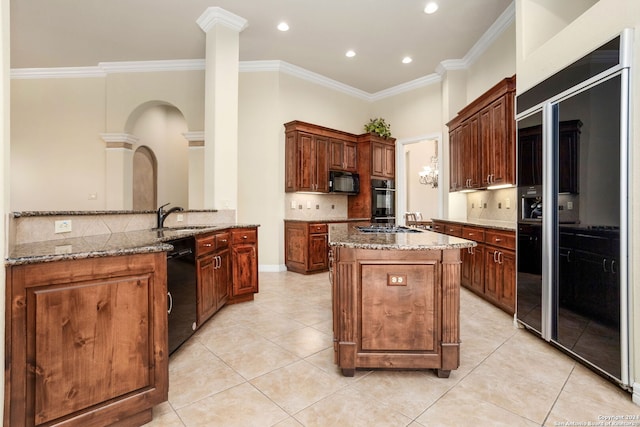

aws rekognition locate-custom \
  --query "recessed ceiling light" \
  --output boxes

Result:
[345,50,356,58]
[424,2,439,14]
[277,22,290,32]
[402,56,413,64]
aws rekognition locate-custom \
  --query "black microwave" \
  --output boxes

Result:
[329,171,359,194]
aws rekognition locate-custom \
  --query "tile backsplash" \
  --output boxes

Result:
[10,210,236,245]
[466,188,518,223]
[284,193,349,220]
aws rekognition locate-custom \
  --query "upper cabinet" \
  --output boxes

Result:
[370,137,395,179]
[447,76,516,192]
[285,121,359,192]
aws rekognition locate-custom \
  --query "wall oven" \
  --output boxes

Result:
[371,178,395,223]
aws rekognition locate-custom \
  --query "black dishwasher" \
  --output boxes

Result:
[166,237,197,355]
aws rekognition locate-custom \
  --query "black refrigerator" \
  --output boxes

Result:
[515,31,631,387]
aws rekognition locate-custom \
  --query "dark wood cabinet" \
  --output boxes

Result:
[433,220,515,314]
[447,76,516,192]
[371,139,395,179]
[196,231,230,325]
[5,253,168,427]
[284,221,329,274]
[230,228,259,301]
[332,246,462,377]
[329,138,357,172]
[285,121,360,192]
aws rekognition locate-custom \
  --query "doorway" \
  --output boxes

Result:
[133,146,157,210]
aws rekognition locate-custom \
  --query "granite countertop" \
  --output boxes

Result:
[284,218,370,223]
[432,218,516,231]
[328,223,476,251]
[11,209,219,218]
[7,223,259,266]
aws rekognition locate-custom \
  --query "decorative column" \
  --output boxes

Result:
[197,7,247,211]
[183,131,205,209]
[100,133,137,210]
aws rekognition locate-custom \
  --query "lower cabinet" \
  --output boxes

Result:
[5,252,168,427]
[284,221,329,274]
[434,220,516,314]
[230,228,259,302]
[196,231,230,325]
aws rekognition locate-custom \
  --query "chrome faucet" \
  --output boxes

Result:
[157,203,184,229]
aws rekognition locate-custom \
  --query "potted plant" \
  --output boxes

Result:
[364,117,392,138]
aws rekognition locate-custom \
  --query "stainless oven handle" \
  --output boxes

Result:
[372,187,396,191]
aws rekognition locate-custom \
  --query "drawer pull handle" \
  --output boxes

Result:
[494,238,502,242]
[220,239,227,243]
[243,235,248,239]
[203,243,212,247]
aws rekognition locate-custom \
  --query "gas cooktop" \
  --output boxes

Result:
[355,225,422,234]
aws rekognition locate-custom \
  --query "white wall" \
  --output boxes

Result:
[405,140,439,220]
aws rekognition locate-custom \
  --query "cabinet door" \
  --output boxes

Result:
[344,140,358,172]
[308,233,328,271]
[517,125,542,187]
[314,136,330,192]
[464,115,482,188]
[285,132,297,192]
[371,142,385,177]
[481,97,514,186]
[498,250,516,311]
[297,132,315,191]
[232,244,259,296]
[197,255,217,324]
[383,144,395,178]
[558,120,581,194]
[484,248,500,302]
[7,254,168,427]
[215,249,230,310]
[449,127,462,191]
[329,139,357,172]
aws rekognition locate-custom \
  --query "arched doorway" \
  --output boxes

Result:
[132,146,157,210]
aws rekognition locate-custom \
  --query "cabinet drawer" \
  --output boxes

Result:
[309,223,328,234]
[196,234,216,257]
[485,230,515,250]
[215,232,230,249]
[232,229,257,244]
[442,224,462,237]
[462,226,485,242]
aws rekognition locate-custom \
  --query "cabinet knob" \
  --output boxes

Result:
[220,239,227,243]
[204,243,212,247]
[243,235,248,239]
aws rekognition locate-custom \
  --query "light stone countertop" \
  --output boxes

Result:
[431,218,516,231]
[6,224,259,266]
[328,223,476,251]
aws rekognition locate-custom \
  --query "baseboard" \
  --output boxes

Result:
[258,264,287,273]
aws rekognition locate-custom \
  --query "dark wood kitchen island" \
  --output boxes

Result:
[328,224,475,377]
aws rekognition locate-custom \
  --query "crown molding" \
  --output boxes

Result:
[10,66,106,79]
[370,74,442,102]
[462,1,515,67]
[99,59,205,73]
[197,7,248,33]
[182,131,205,142]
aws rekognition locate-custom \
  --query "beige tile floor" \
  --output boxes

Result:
[145,271,639,427]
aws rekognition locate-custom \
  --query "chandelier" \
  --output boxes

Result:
[418,141,439,188]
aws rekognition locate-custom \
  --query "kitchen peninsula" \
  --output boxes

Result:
[4,215,259,427]
[328,224,475,377]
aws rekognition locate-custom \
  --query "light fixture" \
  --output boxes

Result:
[277,22,289,32]
[419,141,439,188]
[345,50,356,58]
[402,56,413,64]
[424,2,439,14]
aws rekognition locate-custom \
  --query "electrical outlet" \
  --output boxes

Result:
[307,201,312,209]
[472,203,475,208]
[316,204,320,209]
[291,200,296,209]
[498,202,502,209]
[567,201,573,210]
[54,220,72,234]
[176,214,184,222]
[506,198,511,209]
[88,193,97,200]
[331,205,335,209]
[298,204,302,209]
[483,203,487,209]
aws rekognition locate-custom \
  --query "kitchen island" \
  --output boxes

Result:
[328,224,475,377]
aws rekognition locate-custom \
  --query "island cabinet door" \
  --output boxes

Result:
[6,253,168,427]
[359,262,439,353]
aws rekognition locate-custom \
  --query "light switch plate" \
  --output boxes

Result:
[54,220,72,233]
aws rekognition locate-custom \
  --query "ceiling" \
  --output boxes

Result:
[10,0,513,94]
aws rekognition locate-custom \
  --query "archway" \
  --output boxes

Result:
[132,146,157,210]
